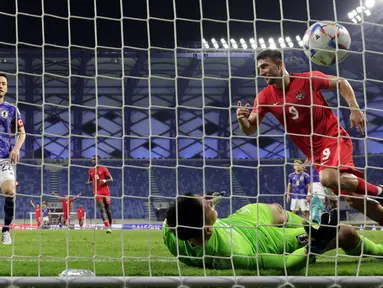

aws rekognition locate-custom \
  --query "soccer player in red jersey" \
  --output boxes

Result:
[30,200,41,228]
[51,192,82,226]
[77,205,85,229]
[87,155,113,233]
[237,49,383,225]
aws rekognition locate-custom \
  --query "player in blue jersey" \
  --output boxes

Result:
[0,74,26,244]
[287,160,311,219]
[41,203,50,228]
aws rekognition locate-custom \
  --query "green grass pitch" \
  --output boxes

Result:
[0,229,381,276]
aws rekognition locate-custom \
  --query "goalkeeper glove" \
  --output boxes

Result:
[303,209,339,254]
[211,191,226,206]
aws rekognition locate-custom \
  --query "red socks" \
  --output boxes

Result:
[104,221,110,228]
[356,177,380,196]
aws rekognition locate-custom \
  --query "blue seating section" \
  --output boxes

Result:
[7,156,383,220]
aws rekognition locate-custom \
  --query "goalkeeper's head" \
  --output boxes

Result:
[166,193,218,246]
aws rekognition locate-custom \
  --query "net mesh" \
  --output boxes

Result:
[0,0,381,286]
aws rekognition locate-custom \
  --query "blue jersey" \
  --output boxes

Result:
[289,172,310,199]
[0,102,23,159]
[42,208,49,217]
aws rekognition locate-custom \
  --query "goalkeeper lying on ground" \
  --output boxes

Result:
[163,193,383,270]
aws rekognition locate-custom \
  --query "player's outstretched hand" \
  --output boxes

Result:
[236,101,251,123]
[9,148,20,164]
[350,110,367,135]
[303,209,339,254]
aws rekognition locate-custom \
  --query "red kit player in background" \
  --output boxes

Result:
[87,155,113,233]
[30,200,41,228]
[237,49,383,225]
[77,205,85,229]
[51,192,82,226]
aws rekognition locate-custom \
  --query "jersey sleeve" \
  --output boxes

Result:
[11,107,24,133]
[162,220,202,267]
[309,71,330,91]
[103,167,112,178]
[251,89,269,118]
[16,108,24,128]
[258,247,309,270]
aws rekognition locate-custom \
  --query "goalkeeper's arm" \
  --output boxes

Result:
[260,210,338,270]
[258,246,312,270]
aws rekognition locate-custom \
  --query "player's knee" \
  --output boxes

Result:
[320,172,337,188]
[1,180,16,197]
[338,225,359,250]
[269,203,286,224]
[2,189,15,198]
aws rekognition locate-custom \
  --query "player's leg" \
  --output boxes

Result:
[96,198,111,232]
[310,195,324,224]
[299,199,309,219]
[290,199,299,215]
[325,224,383,257]
[311,182,326,217]
[343,192,383,225]
[1,173,16,245]
[63,213,68,227]
[103,197,112,226]
[319,137,382,199]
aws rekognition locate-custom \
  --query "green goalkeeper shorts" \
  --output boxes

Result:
[238,203,307,254]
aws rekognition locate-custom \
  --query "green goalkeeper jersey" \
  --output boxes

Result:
[163,203,308,270]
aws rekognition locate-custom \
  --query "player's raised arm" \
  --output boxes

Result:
[314,72,366,135]
[30,200,35,208]
[328,75,366,135]
[73,193,82,200]
[50,192,62,199]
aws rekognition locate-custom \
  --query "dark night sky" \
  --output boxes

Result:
[0,0,365,49]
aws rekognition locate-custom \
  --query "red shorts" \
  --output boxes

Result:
[315,134,363,195]
[95,189,110,204]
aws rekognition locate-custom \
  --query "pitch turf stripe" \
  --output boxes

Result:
[0,258,177,263]
[0,257,377,264]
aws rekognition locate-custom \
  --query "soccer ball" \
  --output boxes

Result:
[302,21,351,66]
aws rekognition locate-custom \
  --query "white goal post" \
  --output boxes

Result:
[29,212,87,228]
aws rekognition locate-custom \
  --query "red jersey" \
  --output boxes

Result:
[88,166,111,194]
[61,198,75,214]
[253,71,346,161]
[77,208,85,219]
[35,208,41,218]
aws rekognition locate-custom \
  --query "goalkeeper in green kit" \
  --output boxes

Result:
[163,193,383,270]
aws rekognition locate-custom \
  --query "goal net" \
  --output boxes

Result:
[0,0,382,287]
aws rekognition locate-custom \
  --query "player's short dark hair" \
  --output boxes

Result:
[0,73,8,80]
[166,193,204,241]
[256,49,282,62]
[91,155,101,159]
